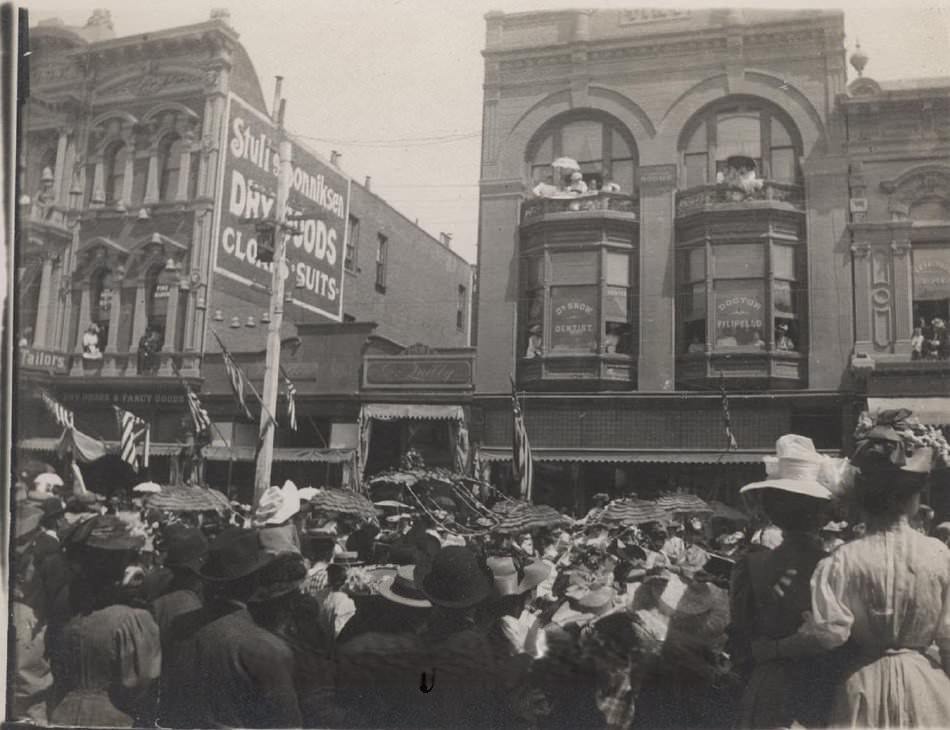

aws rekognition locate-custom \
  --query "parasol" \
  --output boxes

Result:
[132,482,162,494]
[598,498,672,526]
[374,500,411,509]
[491,501,572,535]
[655,494,711,514]
[144,485,232,513]
[303,488,378,522]
[551,157,580,172]
[368,468,457,489]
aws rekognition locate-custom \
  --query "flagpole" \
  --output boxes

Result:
[211,328,278,432]
[143,425,150,470]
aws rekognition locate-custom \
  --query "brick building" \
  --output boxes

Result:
[17,10,473,491]
[470,8,928,512]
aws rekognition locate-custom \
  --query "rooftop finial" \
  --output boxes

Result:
[210,8,232,25]
[850,41,869,77]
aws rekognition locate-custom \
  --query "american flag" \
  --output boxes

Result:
[280,367,297,431]
[510,377,533,501]
[184,383,211,437]
[720,372,739,451]
[213,331,253,420]
[41,391,74,430]
[113,405,148,469]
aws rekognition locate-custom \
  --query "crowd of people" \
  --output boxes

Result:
[10,408,950,729]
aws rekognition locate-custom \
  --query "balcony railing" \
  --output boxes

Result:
[676,181,805,218]
[521,191,639,223]
[55,350,202,378]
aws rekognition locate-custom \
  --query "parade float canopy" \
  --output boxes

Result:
[491,500,573,535]
[655,494,711,514]
[597,498,676,526]
[300,487,378,522]
[144,484,232,513]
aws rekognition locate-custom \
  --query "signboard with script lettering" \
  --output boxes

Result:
[213,94,351,321]
[550,287,599,353]
[363,355,474,391]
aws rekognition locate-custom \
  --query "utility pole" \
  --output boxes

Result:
[253,96,291,505]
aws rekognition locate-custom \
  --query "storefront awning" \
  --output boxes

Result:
[867,397,950,426]
[17,437,182,456]
[361,404,464,421]
[203,446,355,463]
[476,448,773,464]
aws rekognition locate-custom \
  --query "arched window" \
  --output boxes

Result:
[103,142,127,205]
[187,150,201,200]
[18,266,41,345]
[158,134,184,201]
[679,100,801,189]
[527,113,638,193]
[90,269,114,345]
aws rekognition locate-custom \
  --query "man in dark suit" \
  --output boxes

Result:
[161,528,301,728]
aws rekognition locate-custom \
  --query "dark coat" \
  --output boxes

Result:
[161,599,301,728]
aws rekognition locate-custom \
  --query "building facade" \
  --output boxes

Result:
[472,8,868,511]
[17,10,473,490]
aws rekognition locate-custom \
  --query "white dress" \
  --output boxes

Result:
[804,517,950,728]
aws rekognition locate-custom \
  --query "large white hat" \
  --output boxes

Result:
[254,480,302,526]
[740,434,837,500]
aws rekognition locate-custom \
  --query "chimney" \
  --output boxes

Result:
[210,8,232,25]
[439,232,453,248]
[330,150,342,167]
[364,176,372,191]
[84,8,115,41]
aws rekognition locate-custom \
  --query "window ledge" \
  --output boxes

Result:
[518,352,637,390]
[675,181,805,217]
[676,350,806,389]
[375,283,387,294]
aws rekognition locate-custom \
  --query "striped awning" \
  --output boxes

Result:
[867,397,950,426]
[361,404,464,421]
[203,446,355,463]
[477,447,771,464]
[17,437,181,456]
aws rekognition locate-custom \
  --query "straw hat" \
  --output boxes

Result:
[646,573,719,617]
[29,472,64,502]
[740,435,835,500]
[64,514,145,551]
[378,565,432,608]
[486,556,551,597]
[551,586,617,627]
[254,480,301,526]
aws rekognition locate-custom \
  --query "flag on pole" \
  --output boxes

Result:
[113,405,148,469]
[213,331,253,420]
[183,382,211,437]
[280,366,297,431]
[41,391,74,429]
[720,372,739,451]
[510,377,534,501]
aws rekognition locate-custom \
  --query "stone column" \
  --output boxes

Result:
[131,282,149,355]
[32,255,55,347]
[53,129,69,206]
[158,276,182,375]
[105,283,123,353]
[176,136,194,201]
[637,164,678,391]
[851,242,872,353]
[91,159,105,206]
[891,234,914,354]
[144,145,160,204]
[121,137,135,206]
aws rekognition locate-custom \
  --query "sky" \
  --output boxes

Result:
[23,0,950,265]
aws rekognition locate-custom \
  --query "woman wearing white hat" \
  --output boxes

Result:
[730,434,849,730]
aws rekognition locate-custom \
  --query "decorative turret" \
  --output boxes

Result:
[849,41,869,77]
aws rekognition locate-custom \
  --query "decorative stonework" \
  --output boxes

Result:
[618,9,691,25]
[96,66,202,98]
[881,166,950,222]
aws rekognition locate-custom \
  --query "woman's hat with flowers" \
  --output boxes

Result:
[851,408,946,474]
[741,434,853,500]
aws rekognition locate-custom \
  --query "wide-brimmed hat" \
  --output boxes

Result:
[740,435,835,500]
[254,481,301,526]
[552,586,617,627]
[378,565,432,608]
[163,524,209,572]
[647,572,719,617]
[65,514,145,551]
[247,553,307,603]
[487,556,551,597]
[419,546,491,608]
[29,472,64,502]
[199,527,276,582]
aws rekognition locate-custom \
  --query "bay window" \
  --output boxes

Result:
[913,245,950,358]
[677,240,804,355]
[520,246,637,360]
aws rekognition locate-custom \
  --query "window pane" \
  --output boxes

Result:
[532,164,554,185]
[605,286,629,321]
[716,112,761,160]
[714,280,765,348]
[685,153,707,188]
[913,247,950,301]
[774,280,796,315]
[610,159,635,192]
[521,256,544,289]
[770,147,797,183]
[526,289,544,326]
[550,251,597,284]
[532,133,554,166]
[773,245,796,280]
[611,128,633,160]
[714,244,764,278]
[606,252,629,287]
[685,122,706,153]
[771,117,792,147]
[688,247,706,282]
[686,282,706,320]
[550,285,599,353]
[561,121,603,164]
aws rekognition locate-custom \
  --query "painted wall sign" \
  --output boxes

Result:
[715,287,765,346]
[20,348,69,373]
[550,287,598,352]
[59,391,185,406]
[213,94,351,322]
